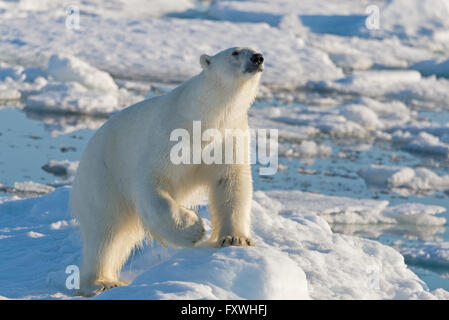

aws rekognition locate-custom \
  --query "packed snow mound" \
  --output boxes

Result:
[98,246,310,300]
[0,187,447,299]
[47,54,118,93]
[0,13,343,85]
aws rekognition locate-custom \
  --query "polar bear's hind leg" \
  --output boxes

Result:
[77,213,145,297]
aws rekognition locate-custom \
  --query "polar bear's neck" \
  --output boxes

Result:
[173,71,260,129]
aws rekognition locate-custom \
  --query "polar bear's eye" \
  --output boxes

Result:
[232,51,239,56]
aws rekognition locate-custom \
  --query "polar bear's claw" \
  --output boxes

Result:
[219,236,255,247]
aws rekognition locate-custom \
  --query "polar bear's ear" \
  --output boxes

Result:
[200,54,211,69]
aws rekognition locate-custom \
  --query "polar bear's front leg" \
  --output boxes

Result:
[208,164,255,247]
[137,186,205,247]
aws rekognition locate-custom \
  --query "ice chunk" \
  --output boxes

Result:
[310,71,449,109]
[42,160,79,178]
[12,181,55,195]
[48,54,118,93]
[26,82,119,115]
[404,132,449,156]
[360,165,449,196]
[398,242,449,269]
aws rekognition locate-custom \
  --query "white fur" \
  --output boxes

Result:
[70,47,263,296]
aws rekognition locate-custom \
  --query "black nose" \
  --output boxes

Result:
[250,53,264,65]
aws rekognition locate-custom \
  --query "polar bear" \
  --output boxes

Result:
[70,47,264,296]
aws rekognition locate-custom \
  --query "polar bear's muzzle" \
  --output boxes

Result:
[244,53,264,73]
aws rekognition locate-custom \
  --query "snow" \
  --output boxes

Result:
[0,13,343,86]
[0,0,196,19]
[208,0,385,26]
[26,82,120,115]
[400,132,449,156]
[98,246,310,300]
[309,71,449,109]
[292,141,331,159]
[249,98,415,143]
[0,56,135,115]
[263,190,446,226]
[312,35,434,70]
[47,54,118,93]
[208,0,449,47]
[12,181,55,196]
[381,0,449,40]
[0,187,447,299]
[359,165,449,196]
[0,62,47,101]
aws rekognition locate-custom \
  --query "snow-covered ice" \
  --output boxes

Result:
[359,165,449,196]
[0,187,447,300]
[41,160,79,179]
[397,242,449,270]
[262,190,446,226]
[0,0,197,19]
[0,12,343,85]
[309,70,449,109]
[47,54,118,93]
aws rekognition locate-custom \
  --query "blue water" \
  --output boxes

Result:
[0,107,99,187]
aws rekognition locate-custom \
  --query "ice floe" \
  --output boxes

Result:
[0,187,447,299]
[396,242,449,270]
[42,160,79,179]
[0,13,343,85]
[309,70,449,109]
[359,165,449,196]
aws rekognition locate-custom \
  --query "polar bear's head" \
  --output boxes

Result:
[200,47,264,84]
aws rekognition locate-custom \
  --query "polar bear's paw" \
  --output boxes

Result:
[77,279,128,297]
[177,208,205,246]
[219,236,255,247]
